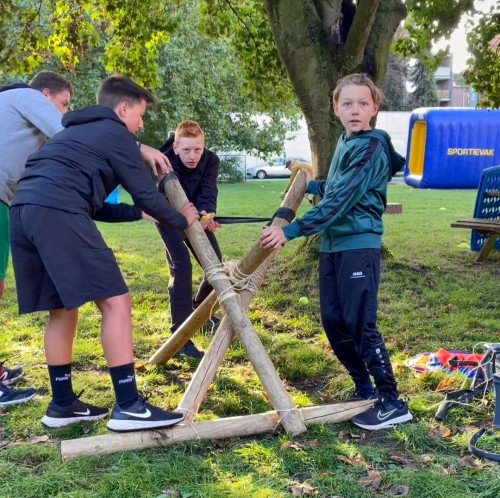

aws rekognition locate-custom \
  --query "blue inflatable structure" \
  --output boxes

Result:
[404,108,500,189]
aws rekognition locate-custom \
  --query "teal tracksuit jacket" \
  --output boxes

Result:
[282,129,405,252]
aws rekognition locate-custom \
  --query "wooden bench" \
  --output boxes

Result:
[451,218,500,261]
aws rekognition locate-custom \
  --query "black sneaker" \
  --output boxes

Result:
[0,362,24,386]
[175,340,204,359]
[0,383,36,407]
[41,396,109,428]
[106,397,185,432]
[347,390,378,402]
[351,399,413,431]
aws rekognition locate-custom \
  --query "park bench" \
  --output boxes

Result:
[451,166,500,262]
[451,218,500,262]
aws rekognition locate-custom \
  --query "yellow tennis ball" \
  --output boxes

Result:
[298,296,309,305]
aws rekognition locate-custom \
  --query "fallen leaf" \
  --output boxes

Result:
[444,465,457,475]
[27,435,50,445]
[357,470,382,491]
[281,439,320,451]
[288,483,318,496]
[385,483,410,496]
[458,455,483,468]
[428,426,452,440]
[159,489,180,497]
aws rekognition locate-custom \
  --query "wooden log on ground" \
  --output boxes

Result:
[159,173,306,435]
[60,399,373,460]
[149,171,308,364]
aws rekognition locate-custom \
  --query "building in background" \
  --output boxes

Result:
[435,54,478,108]
[435,55,453,107]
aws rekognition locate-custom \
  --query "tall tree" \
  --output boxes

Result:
[199,1,481,176]
[380,53,414,111]
[408,60,439,108]
[463,12,500,108]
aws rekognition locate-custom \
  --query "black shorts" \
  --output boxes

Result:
[10,205,128,313]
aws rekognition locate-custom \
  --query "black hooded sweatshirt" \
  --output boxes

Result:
[159,134,219,214]
[13,105,187,229]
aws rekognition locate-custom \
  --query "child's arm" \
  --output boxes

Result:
[93,202,142,223]
[139,144,172,177]
[282,140,384,241]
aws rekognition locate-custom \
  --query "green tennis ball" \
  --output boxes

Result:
[298,296,309,305]
[457,242,469,249]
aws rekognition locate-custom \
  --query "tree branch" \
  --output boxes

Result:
[343,0,380,59]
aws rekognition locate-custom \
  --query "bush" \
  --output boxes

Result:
[217,154,245,183]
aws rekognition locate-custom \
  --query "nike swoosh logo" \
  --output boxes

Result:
[121,408,152,419]
[74,409,91,416]
[377,409,397,421]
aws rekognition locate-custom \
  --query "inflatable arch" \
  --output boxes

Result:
[404,108,500,189]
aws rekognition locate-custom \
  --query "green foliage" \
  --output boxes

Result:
[137,14,300,156]
[394,1,499,106]
[380,53,414,111]
[408,60,439,108]
[0,0,179,87]
[217,155,245,183]
[463,12,500,108]
[394,0,475,70]
[198,0,294,111]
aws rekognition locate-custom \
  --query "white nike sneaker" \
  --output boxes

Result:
[106,397,185,432]
[351,399,413,431]
[41,396,108,428]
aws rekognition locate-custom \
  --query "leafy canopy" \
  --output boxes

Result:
[1,1,498,106]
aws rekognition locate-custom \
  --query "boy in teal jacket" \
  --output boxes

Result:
[261,73,412,431]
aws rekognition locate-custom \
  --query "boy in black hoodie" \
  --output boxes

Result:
[157,120,222,358]
[10,75,199,432]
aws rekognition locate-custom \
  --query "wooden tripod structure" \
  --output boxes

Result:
[60,172,373,460]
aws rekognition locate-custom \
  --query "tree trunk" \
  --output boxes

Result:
[263,0,405,179]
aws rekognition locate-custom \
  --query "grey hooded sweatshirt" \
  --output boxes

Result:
[0,84,63,205]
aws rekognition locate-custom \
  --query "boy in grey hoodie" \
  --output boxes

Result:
[0,71,72,407]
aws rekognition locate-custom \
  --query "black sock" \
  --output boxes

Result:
[48,363,76,406]
[109,363,139,409]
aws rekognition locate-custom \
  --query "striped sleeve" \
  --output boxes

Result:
[283,138,382,240]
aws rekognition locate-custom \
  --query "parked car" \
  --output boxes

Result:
[246,156,309,179]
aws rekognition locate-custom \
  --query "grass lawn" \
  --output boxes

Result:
[1,180,499,498]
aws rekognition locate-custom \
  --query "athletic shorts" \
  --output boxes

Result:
[10,205,129,313]
[0,201,9,280]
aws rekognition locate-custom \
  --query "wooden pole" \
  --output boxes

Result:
[60,400,374,460]
[149,171,308,364]
[177,253,274,423]
[158,172,306,435]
